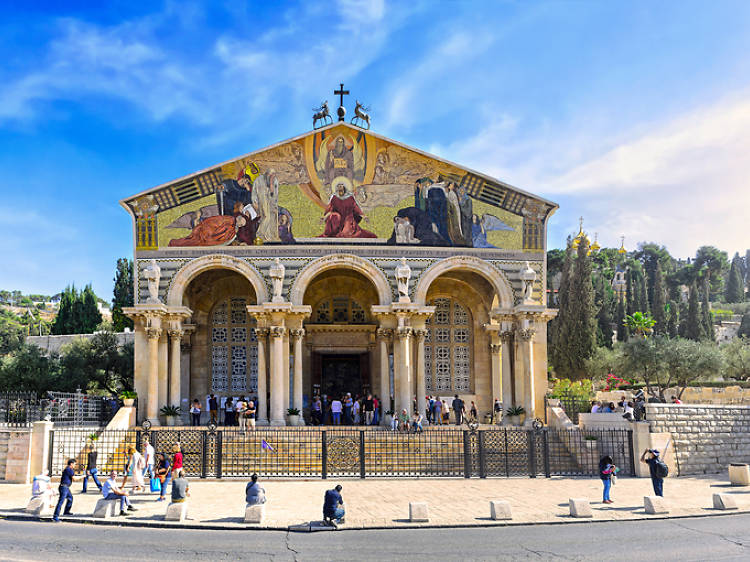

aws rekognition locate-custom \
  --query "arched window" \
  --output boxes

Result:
[311,297,367,324]
[424,297,472,392]
[211,297,258,393]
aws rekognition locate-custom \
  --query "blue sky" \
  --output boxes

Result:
[1,1,749,298]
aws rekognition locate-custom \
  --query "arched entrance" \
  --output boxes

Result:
[301,268,382,411]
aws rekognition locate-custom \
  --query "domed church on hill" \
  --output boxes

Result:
[122,88,558,427]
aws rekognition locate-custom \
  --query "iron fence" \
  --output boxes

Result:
[0,390,119,427]
[550,391,593,424]
[48,427,635,479]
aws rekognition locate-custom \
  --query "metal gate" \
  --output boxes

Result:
[49,427,634,479]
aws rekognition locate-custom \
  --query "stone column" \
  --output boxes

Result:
[146,326,161,424]
[269,326,286,426]
[282,330,290,410]
[290,328,305,418]
[395,327,413,415]
[517,326,536,423]
[500,330,514,409]
[376,328,392,423]
[158,334,168,414]
[414,329,428,421]
[168,325,183,407]
[255,328,269,424]
[489,341,502,410]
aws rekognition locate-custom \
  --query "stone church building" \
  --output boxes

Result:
[122,119,557,426]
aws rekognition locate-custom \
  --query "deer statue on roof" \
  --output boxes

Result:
[351,100,371,130]
[313,100,332,129]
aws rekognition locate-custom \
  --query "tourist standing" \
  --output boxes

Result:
[190,399,201,426]
[372,395,379,425]
[155,452,172,502]
[124,446,145,492]
[441,399,450,424]
[323,484,345,528]
[245,473,266,506]
[208,394,218,424]
[599,455,617,504]
[331,397,343,425]
[238,399,248,433]
[142,437,155,480]
[224,397,235,426]
[493,398,502,424]
[312,395,322,425]
[172,444,183,477]
[363,394,374,425]
[433,398,442,425]
[53,459,77,522]
[640,449,667,496]
[469,401,478,421]
[82,445,102,493]
[452,395,465,425]
[352,396,361,424]
[245,400,256,431]
[343,393,353,425]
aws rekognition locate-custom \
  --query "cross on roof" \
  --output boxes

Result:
[334,83,349,121]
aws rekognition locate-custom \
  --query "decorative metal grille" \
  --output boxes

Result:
[425,298,473,393]
[211,298,258,393]
[312,297,369,324]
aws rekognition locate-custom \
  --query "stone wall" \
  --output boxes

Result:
[27,332,134,355]
[647,403,750,475]
[597,385,750,406]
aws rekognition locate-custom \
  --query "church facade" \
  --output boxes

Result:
[122,121,557,426]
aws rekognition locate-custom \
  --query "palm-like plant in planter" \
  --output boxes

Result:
[287,407,301,426]
[160,405,182,427]
[505,405,526,426]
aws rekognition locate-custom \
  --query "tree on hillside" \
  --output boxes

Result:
[738,312,750,339]
[701,278,715,341]
[51,285,102,335]
[626,270,635,316]
[593,274,615,348]
[661,338,723,400]
[722,337,750,381]
[634,243,674,309]
[615,297,628,342]
[637,270,649,313]
[80,285,102,333]
[666,300,679,338]
[694,246,729,299]
[652,262,667,334]
[551,240,574,376]
[0,310,25,354]
[725,257,745,303]
[112,258,134,332]
[685,282,703,341]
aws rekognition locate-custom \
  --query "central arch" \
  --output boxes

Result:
[167,254,269,307]
[414,255,515,308]
[290,254,392,306]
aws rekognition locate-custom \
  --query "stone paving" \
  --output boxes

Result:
[1,474,749,529]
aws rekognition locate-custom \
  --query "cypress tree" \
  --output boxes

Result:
[112,258,135,332]
[652,262,667,333]
[80,285,102,333]
[616,297,628,341]
[666,299,679,338]
[626,270,635,316]
[739,312,750,338]
[701,278,715,341]
[677,301,689,338]
[686,282,703,341]
[551,240,574,376]
[52,285,77,335]
[566,238,597,378]
[725,259,744,303]
[638,271,649,313]
[594,276,614,348]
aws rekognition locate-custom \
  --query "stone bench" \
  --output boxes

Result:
[165,501,188,522]
[409,502,429,522]
[244,504,266,524]
[729,463,750,486]
[489,500,512,520]
[25,496,53,517]
[93,498,121,519]
[644,496,668,514]
[568,498,592,518]
[713,493,738,510]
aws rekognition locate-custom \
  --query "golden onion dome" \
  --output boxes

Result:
[618,235,627,254]
[590,232,601,252]
[571,216,590,249]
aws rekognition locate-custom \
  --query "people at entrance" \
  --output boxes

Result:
[412,411,424,433]
[331,397,343,425]
[323,484,345,528]
[364,394,374,425]
[246,473,266,506]
[224,397,235,426]
[441,399,450,424]
[493,398,502,424]
[398,409,410,432]
[469,401,478,421]
[312,396,322,425]
[245,401,256,431]
[372,395,379,425]
[352,396,361,424]
[432,398,442,424]
[452,395,465,425]
[190,399,201,426]
[208,394,218,424]
[343,393,353,425]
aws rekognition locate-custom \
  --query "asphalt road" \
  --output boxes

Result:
[1,514,749,561]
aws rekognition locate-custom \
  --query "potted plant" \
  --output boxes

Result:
[120,391,137,407]
[505,405,525,426]
[160,405,181,427]
[384,409,395,428]
[287,407,301,426]
[583,435,599,451]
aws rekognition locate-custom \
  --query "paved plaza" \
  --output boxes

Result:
[2,474,748,529]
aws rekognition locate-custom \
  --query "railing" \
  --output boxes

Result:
[0,390,119,428]
[49,427,635,479]
[550,391,593,425]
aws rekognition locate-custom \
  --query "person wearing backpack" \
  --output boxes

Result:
[640,449,668,496]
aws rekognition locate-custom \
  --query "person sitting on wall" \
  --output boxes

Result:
[102,471,136,516]
[245,473,267,506]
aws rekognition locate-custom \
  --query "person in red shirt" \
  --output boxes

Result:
[172,444,183,474]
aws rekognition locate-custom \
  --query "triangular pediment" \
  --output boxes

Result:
[122,123,556,251]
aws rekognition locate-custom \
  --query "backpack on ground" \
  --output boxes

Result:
[655,459,669,478]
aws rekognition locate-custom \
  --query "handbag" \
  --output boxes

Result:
[150,477,161,493]
[611,474,617,485]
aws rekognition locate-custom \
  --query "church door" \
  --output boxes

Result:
[320,354,365,399]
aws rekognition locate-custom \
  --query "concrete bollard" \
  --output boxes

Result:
[568,498,593,518]
[25,496,53,517]
[728,464,750,486]
[644,496,669,514]
[244,504,266,524]
[712,493,738,510]
[409,502,429,522]
[93,498,120,519]
[489,500,512,520]
[165,501,188,522]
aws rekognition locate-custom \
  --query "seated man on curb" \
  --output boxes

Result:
[323,484,345,528]
[246,473,266,505]
[102,471,136,516]
[171,469,190,503]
